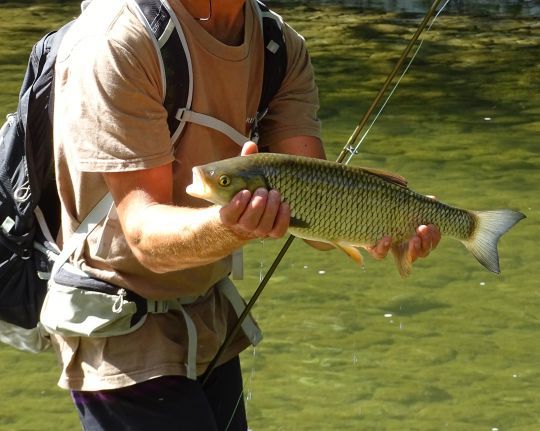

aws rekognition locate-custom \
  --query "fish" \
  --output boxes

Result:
[186,153,525,277]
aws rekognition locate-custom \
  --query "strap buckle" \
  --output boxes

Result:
[148,300,170,314]
[175,108,187,121]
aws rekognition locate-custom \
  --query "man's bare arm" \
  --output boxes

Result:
[103,157,289,274]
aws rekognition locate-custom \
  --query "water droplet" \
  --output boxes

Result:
[384,313,393,318]
[484,117,492,121]
[318,270,326,275]
[303,265,308,269]
[480,281,486,286]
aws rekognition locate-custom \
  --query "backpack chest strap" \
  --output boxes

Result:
[175,108,251,146]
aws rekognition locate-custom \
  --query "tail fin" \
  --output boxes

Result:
[463,210,526,274]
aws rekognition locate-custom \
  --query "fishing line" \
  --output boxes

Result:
[202,0,446,388]
[345,0,451,164]
[336,0,445,164]
[225,387,247,431]
[244,240,266,418]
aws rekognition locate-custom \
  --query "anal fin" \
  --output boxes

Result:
[391,242,412,278]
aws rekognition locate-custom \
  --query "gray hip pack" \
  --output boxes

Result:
[40,264,262,380]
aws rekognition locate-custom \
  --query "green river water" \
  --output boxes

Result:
[1,1,539,430]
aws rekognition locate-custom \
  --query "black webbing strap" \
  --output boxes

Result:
[132,0,190,139]
[256,1,288,115]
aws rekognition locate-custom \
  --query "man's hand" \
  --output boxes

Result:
[219,142,290,240]
[364,224,441,263]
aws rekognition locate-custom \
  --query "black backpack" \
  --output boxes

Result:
[0,0,287,352]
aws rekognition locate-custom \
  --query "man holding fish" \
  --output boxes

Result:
[49,0,440,429]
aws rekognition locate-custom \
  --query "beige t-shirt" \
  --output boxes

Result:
[52,0,321,390]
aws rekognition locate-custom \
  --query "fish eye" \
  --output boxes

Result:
[218,175,231,187]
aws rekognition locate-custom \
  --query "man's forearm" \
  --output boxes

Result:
[125,203,249,273]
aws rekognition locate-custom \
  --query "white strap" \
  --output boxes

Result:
[51,194,114,279]
[254,0,284,33]
[147,296,202,379]
[146,295,199,314]
[95,203,119,258]
[231,248,243,280]
[176,109,249,147]
[34,205,61,280]
[147,278,261,380]
[157,17,175,48]
[179,305,198,379]
[217,278,262,346]
[34,206,60,253]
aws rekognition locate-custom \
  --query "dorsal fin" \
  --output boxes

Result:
[359,167,408,188]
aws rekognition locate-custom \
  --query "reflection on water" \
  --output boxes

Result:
[241,2,539,430]
[278,0,540,17]
[1,1,539,430]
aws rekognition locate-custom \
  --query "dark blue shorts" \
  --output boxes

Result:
[71,356,247,431]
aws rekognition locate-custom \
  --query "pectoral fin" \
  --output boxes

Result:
[333,242,364,266]
[391,242,412,278]
[290,216,310,229]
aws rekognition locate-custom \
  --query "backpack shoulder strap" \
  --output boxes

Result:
[254,0,288,116]
[129,0,287,147]
[129,0,192,144]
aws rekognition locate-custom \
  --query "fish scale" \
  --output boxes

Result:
[258,154,460,244]
[187,153,525,277]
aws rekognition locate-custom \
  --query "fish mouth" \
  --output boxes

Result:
[186,167,208,199]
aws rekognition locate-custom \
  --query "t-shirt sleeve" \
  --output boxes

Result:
[54,17,173,173]
[257,23,322,148]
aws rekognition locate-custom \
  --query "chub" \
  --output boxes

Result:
[186,153,525,277]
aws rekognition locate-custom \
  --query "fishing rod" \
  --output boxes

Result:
[202,0,446,386]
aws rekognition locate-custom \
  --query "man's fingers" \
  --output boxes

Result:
[364,236,392,260]
[268,201,290,238]
[253,189,281,236]
[241,141,258,156]
[429,224,441,249]
[417,225,431,256]
[408,224,441,262]
[407,236,422,262]
[219,190,251,226]
[235,188,268,232]
[220,188,290,240]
